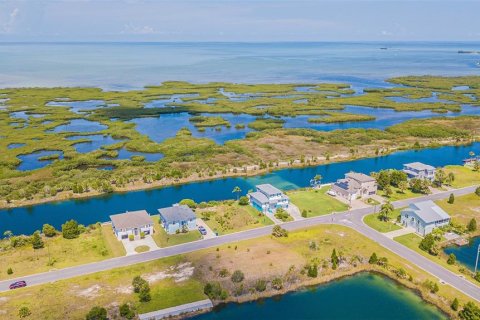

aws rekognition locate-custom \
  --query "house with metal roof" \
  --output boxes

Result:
[248,184,289,213]
[403,162,436,181]
[110,210,154,240]
[158,204,197,234]
[400,200,450,236]
[331,172,377,201]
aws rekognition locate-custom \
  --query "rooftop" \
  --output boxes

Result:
[256,184,284,196]
[110,210,152,229]
[334,178,360,194]
[404,200,450,224]
[404,162,435,171]
[249,191,269,204]
[345,172,376,183]
[158,204,196,224]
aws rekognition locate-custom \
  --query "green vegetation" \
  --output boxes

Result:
[308,112,375,123]
[198,201,273,235]
[151,215,202,247]
[1,77,480,210]
[134,245,150,253]
[436,193,480,228]
[364,208,402,233]
[288,186,348,217]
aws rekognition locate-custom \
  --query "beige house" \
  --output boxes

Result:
[331,172,378,201]
[110,210,154,240]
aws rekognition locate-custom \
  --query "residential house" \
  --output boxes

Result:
[402,162,436,181]
[248,184,289,213]
[331,172,378,201]
[110,210,154,240]
[400,200,450,236]
[158,204,197,234]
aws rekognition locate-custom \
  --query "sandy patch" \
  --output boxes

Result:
[144,262,195,284]
[0,297,8,304]
[0,310,6,315]
[75,284,101,299]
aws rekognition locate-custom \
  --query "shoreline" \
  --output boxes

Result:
[0,138,475,210]
[183,268,453,319]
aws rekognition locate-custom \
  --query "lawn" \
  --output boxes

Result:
[288,186,348,217]
[394,233,424,252]
[444,165,480,188]
[380,187,420,201]
[436,193,480,226]
[197,202,273,235]
[151,215,202,247]
[0,224,125,280]
[364,208,402,233]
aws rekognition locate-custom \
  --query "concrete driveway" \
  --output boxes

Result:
[196,218,216,239]
[287,204,305,221]
[121,235,159,255]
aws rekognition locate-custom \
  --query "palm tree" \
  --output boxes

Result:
[3,230,13,239]
[379,201,394,222]
[232,186,242,200]
[470,151,476,158]
[311,174,322,188]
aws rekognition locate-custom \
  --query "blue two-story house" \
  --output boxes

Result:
[248,184,289,213]
[158,204,197,234]
[402,162,436,181]
[400,200,450,236]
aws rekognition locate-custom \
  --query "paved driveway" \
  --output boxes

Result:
[196,218,216,239]
[121,235,159,255]
[383,227,415,239]
[287,204,304,221]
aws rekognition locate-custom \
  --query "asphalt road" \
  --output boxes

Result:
[1,185,479,301]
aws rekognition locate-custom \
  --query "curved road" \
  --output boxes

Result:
[1,185,479,301]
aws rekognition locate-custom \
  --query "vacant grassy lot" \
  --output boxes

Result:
[197,202,273,235]
[288,187,348,217]
[0,224,125,280]
[0,223,475,319]
[444,165,480,188]
[364,208,402,233]
[380,187,420,201]
[151,215,202,247]
[436,193,480,226]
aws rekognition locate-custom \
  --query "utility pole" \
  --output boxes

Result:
[475,244,480,273]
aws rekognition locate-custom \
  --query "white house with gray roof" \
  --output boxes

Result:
[158,204,197,234]
[248,184,289,213]
[403,162,436,181]
[331,172,377,201]
[110,210,154,240]
[400,200,450,236]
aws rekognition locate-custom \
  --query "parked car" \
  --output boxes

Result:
[327,190,336,196]
[198,226,207,235]
[9,281,27,290]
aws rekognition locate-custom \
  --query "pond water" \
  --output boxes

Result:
[7,143,26,149]
[444,236,480,271]
[66,134,124,154]
[10,111,46,120]
[48,119,108,133]
[386,92,454,104]
[1,142,478,235]
[46,100,108,114]
[16,150,64,171]
[130,112,255,145]
[144,94,200,108]
[115,148,164,161]
[192,273,445,320]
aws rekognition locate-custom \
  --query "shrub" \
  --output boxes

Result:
[129,234,134,241]
[42,224,57,237]
[119,303,135,319]
[139,286,151,302]
[7,267,13,275]
[18,307,31,318]
[468,219,477,232]
[179,198,197,208]
[331,249,339,270]
[274,208,290,222]
[218,268,229,277]
[447,253,457,265]
[368,252,378,264]
[301,210,307,218]
[61,219,80,239]
[476,187,480,197]
[255,279,267,292]
[132,276,148,293]
[272,225,288,238]
[271,277,283,290]
[448,193,455,204]
[451,298,459,311]
[307,263,318,278]
[231,270,245,283]
[204,282,228,300]
[459,301,480,320]
[419,234,437,255]
[85,306,107,320]
[31,231,44,249]
[238,196,249,206]
[140,231,145,239]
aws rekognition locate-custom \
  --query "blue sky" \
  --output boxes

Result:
[0,0,479,42]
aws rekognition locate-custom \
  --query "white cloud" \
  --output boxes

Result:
[122,23,155,35]
[2,8,19,33]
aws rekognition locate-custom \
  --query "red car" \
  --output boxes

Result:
[9,281,27,290]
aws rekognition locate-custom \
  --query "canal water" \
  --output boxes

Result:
[444,237,480,271]
[1,142,479,235]
[191,273,446,320]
